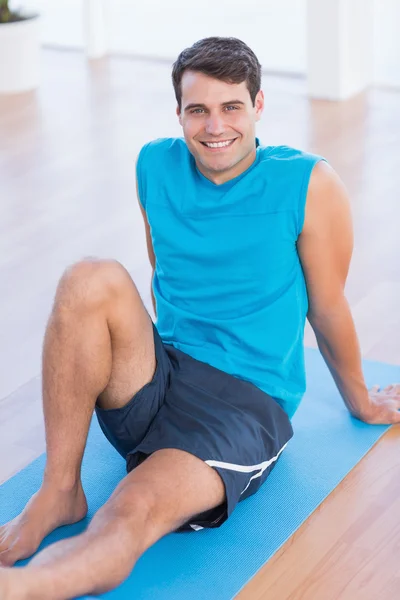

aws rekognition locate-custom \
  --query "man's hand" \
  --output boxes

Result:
[358,384,400,425]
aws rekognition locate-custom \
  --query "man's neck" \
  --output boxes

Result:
[196,147,257,186]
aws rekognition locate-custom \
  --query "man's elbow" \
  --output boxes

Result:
[307,293,350,330]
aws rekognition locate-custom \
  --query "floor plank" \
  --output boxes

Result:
[235,426,400,600]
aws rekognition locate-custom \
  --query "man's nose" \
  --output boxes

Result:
[204,114,225,136]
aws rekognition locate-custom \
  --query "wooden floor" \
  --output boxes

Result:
[0,49,399,598]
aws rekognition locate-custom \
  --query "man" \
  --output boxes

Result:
[0,37,399,600]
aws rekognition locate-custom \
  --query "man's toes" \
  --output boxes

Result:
[0,536,11,556]
[0,549,17,568]
[0,526,8,550]
[0,533,35,567]
[0,524,16,551]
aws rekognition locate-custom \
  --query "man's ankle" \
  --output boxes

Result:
[42,471,82,494]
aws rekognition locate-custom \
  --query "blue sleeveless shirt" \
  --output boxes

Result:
[137,137,323,419]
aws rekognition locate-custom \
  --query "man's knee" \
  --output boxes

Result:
[54,258,137,314]
[112,450,226,535]
[102,483,164,551]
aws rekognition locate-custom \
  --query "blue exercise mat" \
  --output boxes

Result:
[0,348,398,599]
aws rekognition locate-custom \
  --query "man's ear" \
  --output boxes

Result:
[254,90,264,122]
[176,105,182,126]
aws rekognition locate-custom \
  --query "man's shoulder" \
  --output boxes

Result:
[137,138,189,178]
[138,137,187,158]
[257,144,326,186]
[259,144,322,164]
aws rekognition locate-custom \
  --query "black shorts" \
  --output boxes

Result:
[95,324,293,532]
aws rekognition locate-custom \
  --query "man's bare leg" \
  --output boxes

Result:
[0,259,156,566]
[0,448,226,600]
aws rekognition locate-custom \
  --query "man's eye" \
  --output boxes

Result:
[190,106,239,114]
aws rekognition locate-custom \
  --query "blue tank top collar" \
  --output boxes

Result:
[192,138,262,191]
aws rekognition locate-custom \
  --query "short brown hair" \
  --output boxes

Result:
[172,37,262,110]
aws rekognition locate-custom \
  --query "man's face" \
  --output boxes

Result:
[177,71,264,184]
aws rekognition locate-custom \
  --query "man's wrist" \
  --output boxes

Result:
[346,392,374,420]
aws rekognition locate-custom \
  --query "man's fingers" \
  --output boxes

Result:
[383,383,400,392]
[373,383,400,395]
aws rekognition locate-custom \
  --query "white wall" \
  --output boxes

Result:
[16,0,85,48]
[373,0,400,87]
[15,0,307,74]
[104,0,307,75]
[307,0,374,100]
[12,0,400,88]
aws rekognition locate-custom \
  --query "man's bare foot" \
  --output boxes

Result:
[0,482,87,566]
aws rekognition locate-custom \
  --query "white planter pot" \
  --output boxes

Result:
[0,15,40,94]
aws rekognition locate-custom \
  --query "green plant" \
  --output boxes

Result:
[0,0,17,24]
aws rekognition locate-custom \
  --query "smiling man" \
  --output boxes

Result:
[1,37,399,600]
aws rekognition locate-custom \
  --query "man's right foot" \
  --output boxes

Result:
[0,482,88,566]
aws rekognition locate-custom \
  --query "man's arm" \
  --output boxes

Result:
[136,175,156,317]
[297,161,399,424]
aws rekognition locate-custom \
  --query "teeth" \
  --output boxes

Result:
[204,140,234,148]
